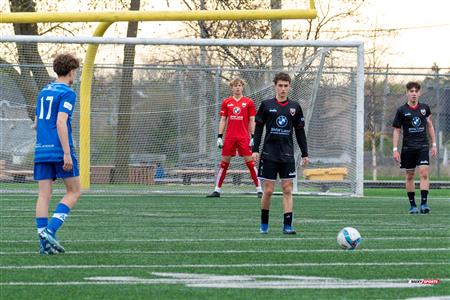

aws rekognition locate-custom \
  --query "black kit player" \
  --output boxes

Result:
[392,81,437,214]
[252,72,309,234]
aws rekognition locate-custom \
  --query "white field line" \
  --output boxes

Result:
[1,262,449,270]
[1,194,449,200]
[1,248,450,255]
[2,236,450,243]
[1,273,449,289]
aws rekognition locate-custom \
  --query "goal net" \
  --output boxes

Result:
[0,37,364,196]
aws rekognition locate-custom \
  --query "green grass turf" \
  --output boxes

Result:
[0,190,449,299]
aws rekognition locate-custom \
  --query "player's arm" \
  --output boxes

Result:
[295,127,308,158]
[251,121,263,162]
[295,126,309,166]
[392,127,401,163]
[293,105,309,165]
[218,116,227,136]
[426,115,437,157]
[251,103,264,152]
[56,112,73,171]
[251,103,265,161]
[248,116,255,146]
[392,108,402,163]
[216,116,227,148]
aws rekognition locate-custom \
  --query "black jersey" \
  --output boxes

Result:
[252,98,307,163]
[392,102,431,150]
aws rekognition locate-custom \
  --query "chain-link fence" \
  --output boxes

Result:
[1,63,448,190]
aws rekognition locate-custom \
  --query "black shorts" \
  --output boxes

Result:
[257,159,296,181]
[400,148,429,169]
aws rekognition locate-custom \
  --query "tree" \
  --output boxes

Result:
[271,0,283,69]
[8,0,52,120]
[111,0,141,183]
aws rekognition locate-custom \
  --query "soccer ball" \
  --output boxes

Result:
[337,227,362,250]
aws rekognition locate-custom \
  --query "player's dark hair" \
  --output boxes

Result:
[53,53,80,76]
[273,72,291,84]
[406,81,421,91]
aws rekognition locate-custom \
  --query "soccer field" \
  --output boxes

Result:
[1,189,449,300]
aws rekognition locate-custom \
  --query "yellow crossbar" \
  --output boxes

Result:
[0,9,317,23]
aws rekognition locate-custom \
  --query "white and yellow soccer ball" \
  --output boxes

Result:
[337,227,362,250]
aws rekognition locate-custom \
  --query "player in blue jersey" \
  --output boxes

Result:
[33,53,81,254]
[252,72,309,234]
[392,81,437,214]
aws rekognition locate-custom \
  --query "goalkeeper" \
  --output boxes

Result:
[207,78,263,198]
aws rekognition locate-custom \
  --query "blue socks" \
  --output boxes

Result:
[47,203,71,236]
[36,217,48,247]
[36,217,48,235]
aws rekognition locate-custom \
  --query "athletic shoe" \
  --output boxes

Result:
[409,206,419,214]
[39,228,65,253]
[283,225,297,235]
[260,223,269,234]
[257,192,263,198]
[420,204,430,214]
[206,191,220,198]
[39,238,57,255]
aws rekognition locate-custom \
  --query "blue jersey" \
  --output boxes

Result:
[34,82,76,162]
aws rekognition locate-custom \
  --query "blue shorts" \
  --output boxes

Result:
[34,155,79,181]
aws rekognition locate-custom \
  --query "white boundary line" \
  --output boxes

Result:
[1,273,449,289]
[1,262,449,270]
[0,193,449,200]
[1,248,449,255]
[2,236,449,243]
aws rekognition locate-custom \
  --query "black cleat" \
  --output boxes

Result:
[282,225,297,235]
[206,191,221,198]
[257,192,263,198]
[420,204,430,214]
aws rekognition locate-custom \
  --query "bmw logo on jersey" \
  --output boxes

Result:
[276,115,288,127]
[412,116,421,128]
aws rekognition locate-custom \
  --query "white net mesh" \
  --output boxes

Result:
[0,40,361,195]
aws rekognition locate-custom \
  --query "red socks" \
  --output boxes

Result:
[246,160,260,188]
[215,161,230,188]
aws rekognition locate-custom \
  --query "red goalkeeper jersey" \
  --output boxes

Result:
[220,96,256,140]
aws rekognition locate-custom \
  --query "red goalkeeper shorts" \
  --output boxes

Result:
[222,138,252,157]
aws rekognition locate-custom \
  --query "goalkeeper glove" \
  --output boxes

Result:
[249,134,254,147]
[217,134,224,149]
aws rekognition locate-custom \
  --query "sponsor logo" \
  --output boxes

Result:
[63,101,73,111]
[420,108,426,115]
[227,103,234,107]
[288,172,296,176]
[290,108,296,116]
[411,116,421,128]
[269,109,277,112]
[276,115,288,127]
[404,113,411,116]
[419,160,428,164]
[233,107,241,114]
